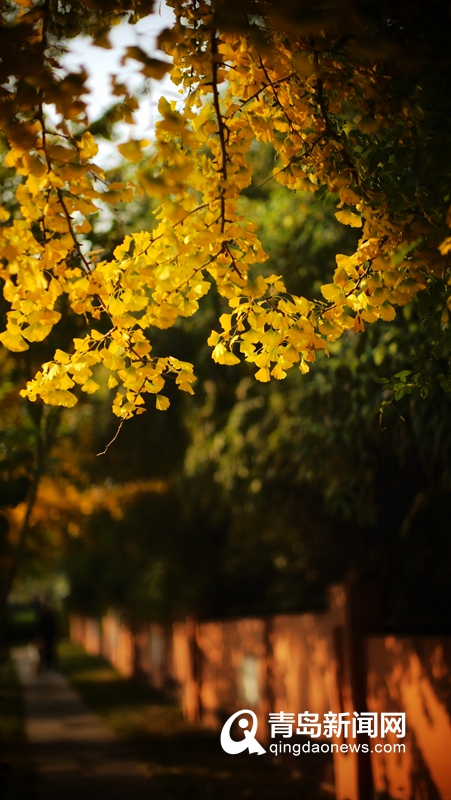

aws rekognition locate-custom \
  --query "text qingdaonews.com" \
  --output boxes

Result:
[269,742,406,755]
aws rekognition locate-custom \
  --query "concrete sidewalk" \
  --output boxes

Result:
[12,647,153,800]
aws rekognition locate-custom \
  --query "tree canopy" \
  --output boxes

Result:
[44,154,451,631]
[1,0,451,419]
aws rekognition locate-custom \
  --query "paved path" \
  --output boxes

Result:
[12,647,153,800]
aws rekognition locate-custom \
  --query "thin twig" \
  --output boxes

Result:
[258,56,302,142]
[228,73,296,118]
[97,419,125,456]
[210,29,228,233]
[56,189,92,275]
[142,203,209,255]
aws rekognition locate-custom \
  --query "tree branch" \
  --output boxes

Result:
[210,29,228,233]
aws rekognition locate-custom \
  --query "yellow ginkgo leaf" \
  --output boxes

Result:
[44,390,78,408]
[82,379,101,394]
[255,367,271,382]
[335,210,362,227]
[118,140,147,163]
[321,283,343,302]
[156,395,170,411]
[0,329,29,352]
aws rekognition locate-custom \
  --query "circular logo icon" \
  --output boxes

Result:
[220,709,266,755]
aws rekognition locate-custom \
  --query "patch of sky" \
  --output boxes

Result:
[59,1,176,168]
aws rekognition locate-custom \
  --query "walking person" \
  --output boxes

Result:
[35,599,57,672]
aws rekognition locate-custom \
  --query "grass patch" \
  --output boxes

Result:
[0,655,36,800]
[58,639,332,799]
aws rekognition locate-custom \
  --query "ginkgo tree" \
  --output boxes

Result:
[1,0,451,420]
